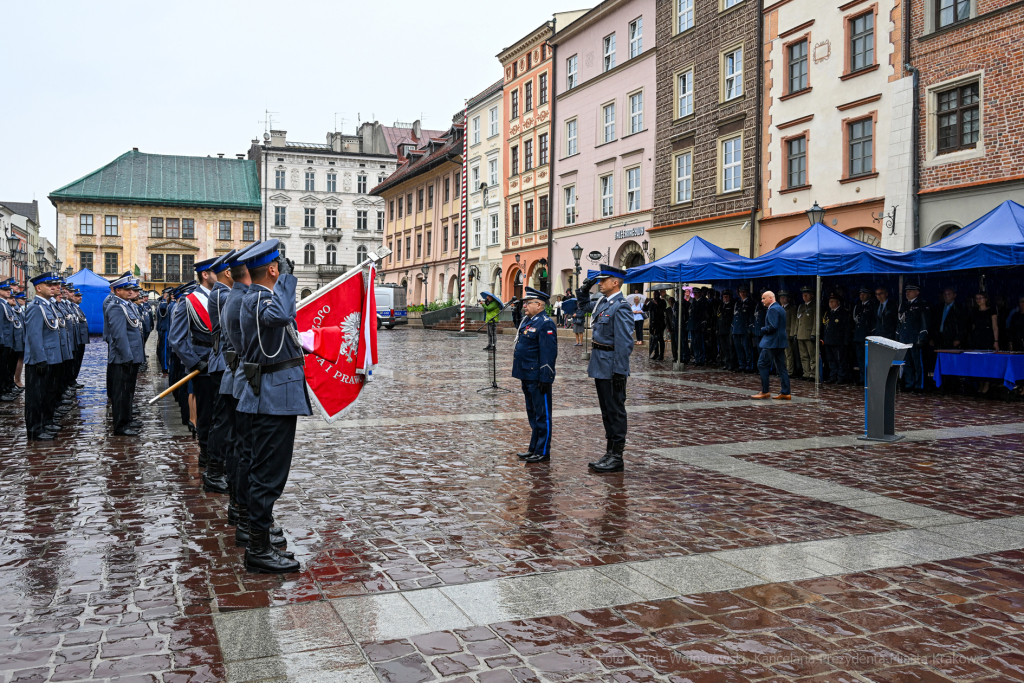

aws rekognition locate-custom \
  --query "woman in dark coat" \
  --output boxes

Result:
[969,292,1000,394]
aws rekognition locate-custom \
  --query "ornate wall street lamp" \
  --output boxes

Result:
[35,246,47,273]
[420,264,430,307]
[806,201,826,226]
[571,242,583,292]
[54,257,63,276]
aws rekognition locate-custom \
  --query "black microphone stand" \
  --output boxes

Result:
[475,298,516,394]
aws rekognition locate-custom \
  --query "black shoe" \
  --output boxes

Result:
[591,442,624,473]
[235,506,251,546]
[227,490,239,526]
[588,441,614,469]
[524,453,550,463]
[44,423,62,432]
[269,517,282,536]
[75,383,84,389]
[29,432,55,441]
[483,345,495,351]
[129,420,143,429]
[202,471,229,494]
[114,428,141,436]
[270,529,288,547]
[245,529,299,574]
[0,394,15,402]
[516,451,534,460]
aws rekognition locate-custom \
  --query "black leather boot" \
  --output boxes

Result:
[198,444,208,469]
[591,441,625,473]
[588,441,615,470]
[245,529,300,574]
[227,486,239,526]
[202,459,229,493]
[234,505,251,547]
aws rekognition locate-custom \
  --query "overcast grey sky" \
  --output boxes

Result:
[3,0,571,241]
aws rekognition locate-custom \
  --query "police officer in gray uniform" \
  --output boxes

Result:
[201,251,237,495]
[70,288,89,386]
[576,264,634,473]
[0,279,18,400]
[25,273,65,440]
[512,286,558,464]
[105,274,145,436]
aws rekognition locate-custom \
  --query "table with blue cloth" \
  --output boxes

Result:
[934,351,1024,390]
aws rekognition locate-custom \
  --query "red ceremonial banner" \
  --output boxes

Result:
[295,266,375,421]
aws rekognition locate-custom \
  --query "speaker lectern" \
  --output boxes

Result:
[858,336,914,443]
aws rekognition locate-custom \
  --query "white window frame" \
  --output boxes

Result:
[603,103,616,143]
[674,150,693,204]
[722,136,743,193]
[490,213,499,244]
[472,116,480,145]
[473,217,482,248]
[326,243,337,265]
[304,207,316,228]
[724,47,744,100]
[326,208,338,228]
[603,34,616,72]
[377,211,384,231]
[629,91,643,134]
[357,210,368,230]
[275,169,285,189]
[566,119,578,156]
[304,171,315,191]
[600,174,614,217]
[677,69,694,119]
[724,0,743,8]
[472,165,480,191]
[489,107,499,137]
[357,174,367,193]
[567,55,578,89]
[326,172,337,192]
[564,185,577,225]
[274,206,286,227]
[626,167,641,212]
[678,0,694,32]
[488,158,498,188]
[629,17,643,58]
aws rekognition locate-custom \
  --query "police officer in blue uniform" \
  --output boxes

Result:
[688,288,708,366]
[852,286,878,383]
[105,274,145,436]
[822,294,852,384]
[512,286,558,464]
[70,288,89,387]
[202,250,237,495]
[236,239,307,574]
[732,286,755,372]
[898,284,929,391]
[157,287,172,374]
[11,288,27,391]
[0,279,19,400]
[576,264,634,473]
[25,273,65,441]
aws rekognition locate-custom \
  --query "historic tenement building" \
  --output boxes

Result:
[651,0,761,257]
[50,150,261,291]
[465,80,506,301]
[247,121,429,299]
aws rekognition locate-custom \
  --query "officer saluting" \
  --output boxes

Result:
[576,264,633,473]
[105,274,145,436]
[512,286,558,464]
[24,272,64,441]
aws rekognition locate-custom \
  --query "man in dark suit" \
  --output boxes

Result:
[872,286,898,340]
[750,291,791,400]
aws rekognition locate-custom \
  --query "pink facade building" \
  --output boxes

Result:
[550,0,657,293]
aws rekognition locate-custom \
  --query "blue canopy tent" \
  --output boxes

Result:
[622,235,749,283]
[66,268,110,335]
[910,200,1024,271]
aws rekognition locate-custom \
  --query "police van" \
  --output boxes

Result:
[375,284,407,329]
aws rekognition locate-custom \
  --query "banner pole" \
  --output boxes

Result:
[149,369,200,405]
[459,106,469,333]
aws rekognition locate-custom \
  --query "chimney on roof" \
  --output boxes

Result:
[217,153,225,158]
[236,154,245,159]
[412,120,422,140]
[270,130,287,147]
[133,147,139,152]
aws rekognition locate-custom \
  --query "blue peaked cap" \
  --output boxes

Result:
[210,250,237,273]
[194,257,218,273]
[241,239,280,269]
[229,241,262,269]
[32,272,61,286]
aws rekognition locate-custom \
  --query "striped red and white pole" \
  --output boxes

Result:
[459,106,469,332]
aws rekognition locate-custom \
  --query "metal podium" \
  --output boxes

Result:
[858,336,914,443]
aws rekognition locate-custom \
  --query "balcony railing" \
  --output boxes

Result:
[316,264,348,276]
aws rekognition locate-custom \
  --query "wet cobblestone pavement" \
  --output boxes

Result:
[1,328,1023,682]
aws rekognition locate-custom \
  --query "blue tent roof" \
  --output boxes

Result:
[699,222,912,279]
[623,236,748,283]
[67,268,111,335]
[911,200,1024,271]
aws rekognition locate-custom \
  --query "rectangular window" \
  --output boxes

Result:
[151,217,164,238]
[511,145,519,176]
[443,225,449,252]
[725,48,743,99]
[937,83,980,153]
[243,221,255,241]
[397,240,402,261]
[603,103,616,143]
[675,151,693,203]
[455,172,461,197]
[428,185,434,208]
[525,199,534,233]
[473,218,481,248]
[850,12,874,72]
[489,106,498,136]
[398,198,404,218]
[723,137,742,192]
[629,18,642,58]
[787,136,807,188]
[219,220,231,240]
[566,119,578,156]
[848,118,873,176]
[357,175,367,193]
[418,188,424,211]
[539,133,548,166]
[678,0,694,32]
[327,172,337,192]
[564,186,577,225]
[182,255,194,275]
[406,236,411,259]
[725,0,742,7]
[166,218,179,238]
[388,242,393,262]
[416,233,422,258]
[525,81,533,112]
[327,208,338,228]
[472,166,480,192]
[407,193,413,214]
[511,89,519,119]
[426,231,432,254]
[937,0,970,28]
[166,255,180,282]
[626,168,641,212]
[181,218,194,239]
[524,139,533,171]
[104,215,118,236]
[512,204,520,235]
[305,171,315,191]
[567,55,578,89]
[304,208,316,228]
[151,254,164,281]
[377,211,384,230]
[80,214,94,235]
[357,210,368,230]
[629,92,643,134]
[539,73,548,105]
[275,169,285,189]
[601,175,614,217]
[678,70,694,118]
[104,252,118,275]
[789,40,808,93]
[539,195,549,232]
[389,200,395,220]
[472,116,481,144]
[489,159,498,187]
[444,178,450,203]
[490,214,499,244]
[603,34,616,72]
[80,252,93,272]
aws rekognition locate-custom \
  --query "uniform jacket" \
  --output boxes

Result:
[11,301,25,353]
[512,312,558,383]
[170,287,214,374]
[139,303,152,338]
[687,297,707,331]
[236,274,312,416]
[74,302,89,345]
[796,301,817,340]
[872,298,898,339]
[105,298,145,364]
[852,298,878,343]
[898,297,929,346]
[716,300,734,335]
[54,299,73,361]
[156,300,171,332]
[753,303,767,340]
[206,281,231,374]
[0,298,15,348]
[759,303,788,349]
[24,298,63,365]
[932,300,967,348]
[101,294,115,343]
[221,282,249,397]
[580,291,634,379]
[732,296,754,335]
[782,302,798,338]
[823,305,851,346]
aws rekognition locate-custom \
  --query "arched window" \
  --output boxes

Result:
[326,244,337,265]
[938,224,961,240]
[843,227,882,247]
[356,245,368,263]
[300,288,313,299]
[304,243,316,265]
[278,245,286,261]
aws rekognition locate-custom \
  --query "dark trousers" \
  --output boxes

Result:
[129,363,139,406]
[904,346,925,390]
[73,345,85,381]
[206,373,228,466]
[649,325,665,359]
[706,329,717,363]
[219,394,239,488]
[521,380,552,456]
[718,333,736,369]
[25,363,53,438]
[825,345,850,383]
[192,374,216,456]
[595,377,627,444]
[690,329,705,363]
[107,362,133,433]
[733,334,753,371]
[854,340,867,381]
[633,319,644,342]
[0,346,14,393]
[758,347,791,395]
[248,413,297,534]
[156,332,166,371]
[234,409,254,507]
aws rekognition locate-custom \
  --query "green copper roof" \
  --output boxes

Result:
[49,150,262,210]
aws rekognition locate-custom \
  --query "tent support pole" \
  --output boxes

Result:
[674,284,685,371]
[814,275,821,392]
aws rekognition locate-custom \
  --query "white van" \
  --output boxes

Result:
[375,285,407,329]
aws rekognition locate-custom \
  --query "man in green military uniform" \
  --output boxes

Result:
[795,286,816,382]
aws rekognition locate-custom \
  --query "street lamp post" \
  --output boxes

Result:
[571,242,583,292]
[420,264,430,308]
[806,201,826,392]
[806,201,826,227]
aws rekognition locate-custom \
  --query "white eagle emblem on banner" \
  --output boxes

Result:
[340,311,361,362]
